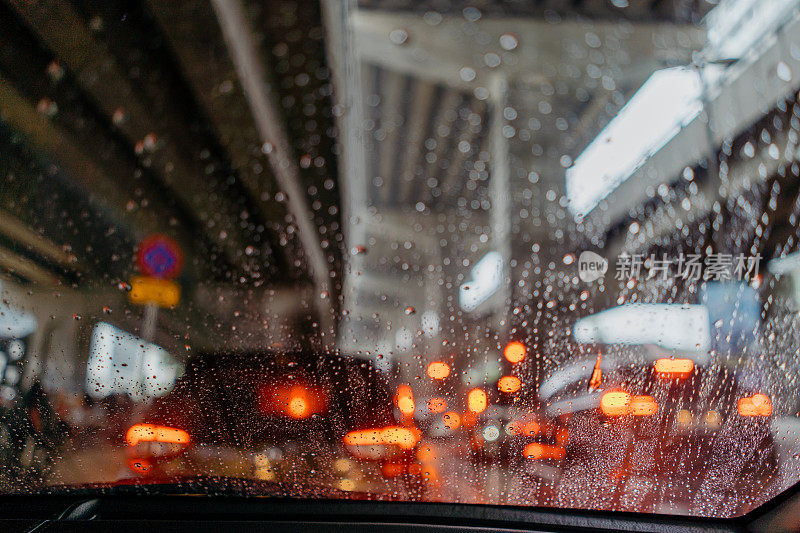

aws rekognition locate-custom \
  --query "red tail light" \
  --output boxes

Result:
[381,462,407,478]
[522,443,565,460]
[258,383,327,419]
[127,457,153,474]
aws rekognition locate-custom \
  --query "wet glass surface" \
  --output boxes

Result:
[0,0,799,519]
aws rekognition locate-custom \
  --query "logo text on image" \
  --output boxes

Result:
[578,251,608,282]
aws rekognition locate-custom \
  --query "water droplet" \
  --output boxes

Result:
[112,107,127,126]
[777,61,792,82]
[389,28,408,45]
[47,61,64,82]
[499,33,518,51]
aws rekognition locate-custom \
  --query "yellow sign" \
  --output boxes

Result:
[128,276,180,308]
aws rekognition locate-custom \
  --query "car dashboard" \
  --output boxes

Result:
[3,483,800,533]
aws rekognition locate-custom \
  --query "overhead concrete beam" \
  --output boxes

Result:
[211,0,335,336]
[352,11,703,91]
[584,9,800,234]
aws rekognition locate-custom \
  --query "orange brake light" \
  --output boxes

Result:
[125,424,190,447]
[738,393,773,416]
[427,362,451,380]
[381,426,421,449]
[342,428,382,446]
[599,392,658,417]
[467,388,487,413]
[630,395,658,416]
[498,375,521,393]
[343,426,421,450]
[443,411,461,430]
[600,391,630,416]
[286,390,312,419]
[654,358,694,379]
[503,341,527,364]
[396,384,415,417]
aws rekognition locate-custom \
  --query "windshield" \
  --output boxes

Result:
[1,0,800,519]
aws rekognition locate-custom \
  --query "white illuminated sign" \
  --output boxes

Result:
[459,251,503,312]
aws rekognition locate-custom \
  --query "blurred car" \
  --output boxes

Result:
[461,387,569,507]
[549,352,779,516]
[124,350,396,492]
